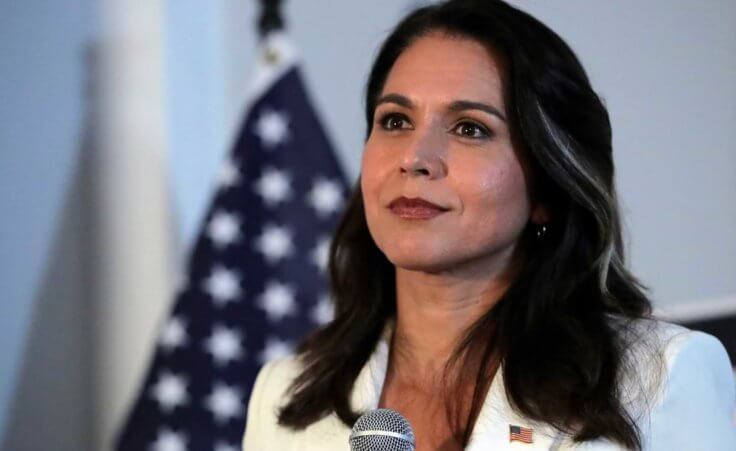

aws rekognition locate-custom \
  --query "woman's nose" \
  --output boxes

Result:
[399,129,447,179]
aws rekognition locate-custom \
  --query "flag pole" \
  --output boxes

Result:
[258,0,285,37]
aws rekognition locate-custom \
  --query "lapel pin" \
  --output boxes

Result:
[509,424,534,444]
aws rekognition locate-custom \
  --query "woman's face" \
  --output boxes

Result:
[361,32,546,276]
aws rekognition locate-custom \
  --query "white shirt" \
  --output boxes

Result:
[242,318,736,450]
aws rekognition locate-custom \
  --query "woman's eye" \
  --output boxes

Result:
[379,113,411,131]
[453,121,490,139]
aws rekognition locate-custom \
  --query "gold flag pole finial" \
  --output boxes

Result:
[258,0,286,65]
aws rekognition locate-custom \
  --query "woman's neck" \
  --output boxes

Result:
[389,266,510,387]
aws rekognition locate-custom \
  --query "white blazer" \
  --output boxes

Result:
[242,318,736,450]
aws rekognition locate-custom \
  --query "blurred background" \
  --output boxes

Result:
[1,0,734,450]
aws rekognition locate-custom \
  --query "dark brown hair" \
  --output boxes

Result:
[278,0,653,448]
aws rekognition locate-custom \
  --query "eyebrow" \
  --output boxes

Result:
[375,93,507,122]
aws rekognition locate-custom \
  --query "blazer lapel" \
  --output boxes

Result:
[350,323,392,412]
[467,364,565,451]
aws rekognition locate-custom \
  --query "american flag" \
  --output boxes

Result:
[509,424,534,444]
[115,32,348,451]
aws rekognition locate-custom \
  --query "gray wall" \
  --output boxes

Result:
[1,0,734,449]
[0,0,92,448]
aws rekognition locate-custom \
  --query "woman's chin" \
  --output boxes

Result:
[383,251,458,274]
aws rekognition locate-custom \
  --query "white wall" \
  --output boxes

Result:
[1,0,734,449]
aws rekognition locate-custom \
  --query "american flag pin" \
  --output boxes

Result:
[509,424,534,444]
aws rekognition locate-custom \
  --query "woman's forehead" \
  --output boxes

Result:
[381,32,507,110]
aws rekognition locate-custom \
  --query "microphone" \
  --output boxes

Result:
[349,408,416,451]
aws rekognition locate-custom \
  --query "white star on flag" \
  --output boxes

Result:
[150,372,189,412]
[151,429,187,451]
[307,177,343,217]
[254,109,290,148]
[218,157,240,188]
[204,325,244,366]
[159,316,188,351]
[311,293,334,325]
[257,280,298,322]
[207,210,241,248]
[205,383,244,424]
[203,266,242,306]
[259,336,294,364]
[253,224,295,264]
[310,235,331,272]
[253,166,293,207]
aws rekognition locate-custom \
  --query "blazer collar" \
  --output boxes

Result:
[466,362,566,450]
[350,320,392,412]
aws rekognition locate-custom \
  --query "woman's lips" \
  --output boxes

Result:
[388,197,449,219]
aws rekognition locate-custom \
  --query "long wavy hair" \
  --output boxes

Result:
[277,0,654,448]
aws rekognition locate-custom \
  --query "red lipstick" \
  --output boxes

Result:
[388,196,449,219]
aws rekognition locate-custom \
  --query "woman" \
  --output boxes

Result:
[243,0,736,449]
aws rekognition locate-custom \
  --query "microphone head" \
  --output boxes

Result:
[349,408,415,451]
